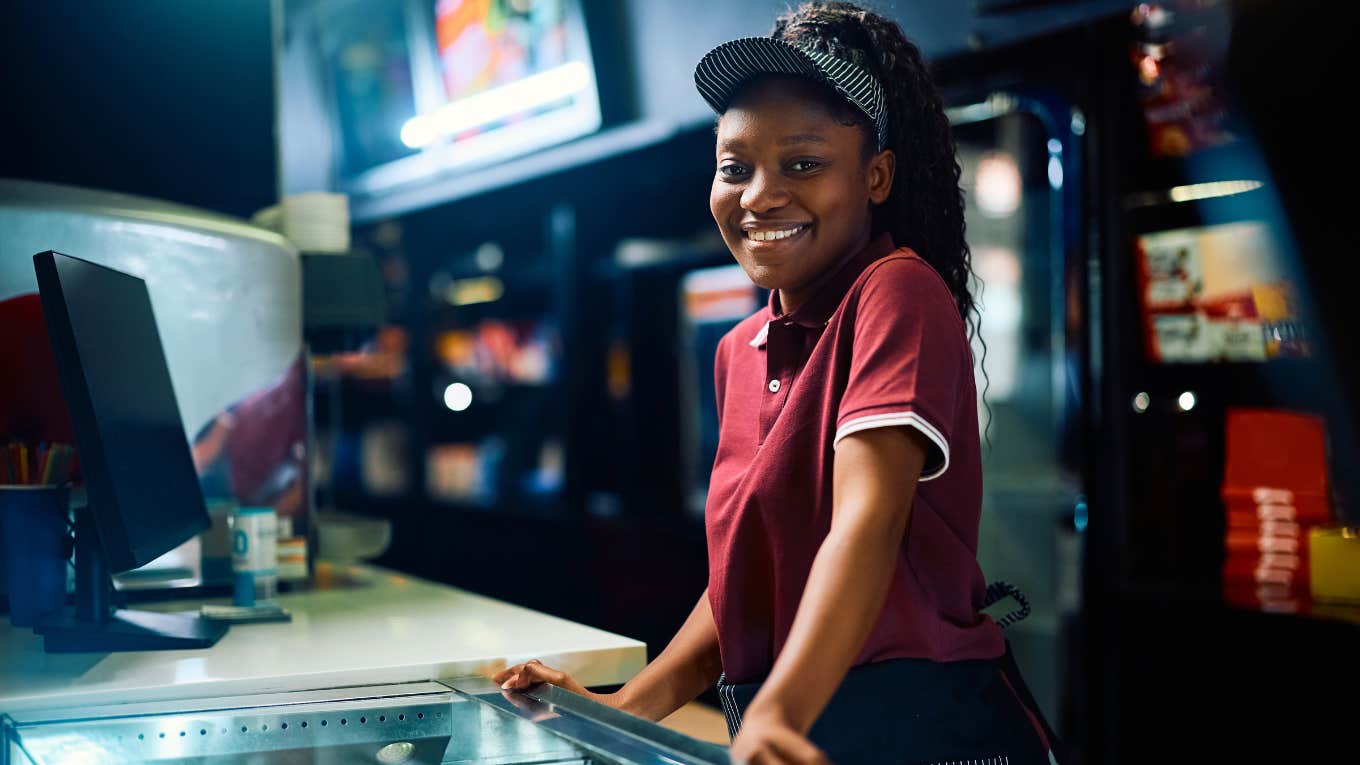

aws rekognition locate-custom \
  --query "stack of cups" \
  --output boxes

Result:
[229,507,278,607]
[281,192,350,254]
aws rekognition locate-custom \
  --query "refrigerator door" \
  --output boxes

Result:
[950,95,1085,728]
[3,679,728,765]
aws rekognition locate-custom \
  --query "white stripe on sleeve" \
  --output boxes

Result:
[833,411,950,481]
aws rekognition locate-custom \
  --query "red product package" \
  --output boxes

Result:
[1223,583,1307,614]
[1222,518,1302,537]
[1222,490,1331,525]
[1222,555,1309,589]
[1222,409,1329,498]
[1224,511,1303,531]
[1224,532,1302,556]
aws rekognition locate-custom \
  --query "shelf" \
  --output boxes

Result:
[351,118,704,222]
[429,302,559,324]
[1138,356,1319,374]
[430,379,555,392]
[435,268,557,287]
[427,378,554,405]
[1225,600,1360,628]
[427,495,564,519]
[1119,143,1275,202]
[1122,180,1269,211]
[312,376,404,396]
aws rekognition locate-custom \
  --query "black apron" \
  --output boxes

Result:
[715,583,1060,765]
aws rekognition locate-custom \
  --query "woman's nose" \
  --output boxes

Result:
[740,168,790,213]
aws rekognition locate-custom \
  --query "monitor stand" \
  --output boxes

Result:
[34,505,229,653]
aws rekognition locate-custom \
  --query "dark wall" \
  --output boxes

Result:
[622,0,1133,125]
[0,0,276,218]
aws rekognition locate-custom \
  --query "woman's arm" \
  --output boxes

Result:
[733,425,928,758]
[495,588,723,722]
[615,589,724,720]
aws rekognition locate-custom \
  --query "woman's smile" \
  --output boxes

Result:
[744,222,811,243]
[741,222,813,260]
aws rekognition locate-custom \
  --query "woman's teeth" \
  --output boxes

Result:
[747,225,806,241]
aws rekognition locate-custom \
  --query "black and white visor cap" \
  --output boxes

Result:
[694,36,889,152]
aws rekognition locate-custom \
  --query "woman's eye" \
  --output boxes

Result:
[718,164,748,178]
[790,159,822,172]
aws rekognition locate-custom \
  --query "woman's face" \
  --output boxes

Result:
[710,76,894,314]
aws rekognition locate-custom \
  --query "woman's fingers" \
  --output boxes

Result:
[492,660,587,694]
[492,659,545,685]
[516,662,580,691]
[491,662,533,685]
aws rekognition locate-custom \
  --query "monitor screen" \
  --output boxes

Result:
[34,251,210,574]
[277,0,602,218]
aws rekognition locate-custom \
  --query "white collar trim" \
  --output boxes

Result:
[748,321,769,348]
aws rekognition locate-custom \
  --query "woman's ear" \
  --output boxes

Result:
[867,149,895,205]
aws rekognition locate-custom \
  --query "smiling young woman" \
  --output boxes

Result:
[495,4,1057,764]
[710,75,893,315]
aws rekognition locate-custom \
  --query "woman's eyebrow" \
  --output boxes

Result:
[716,134,827,151]
[779,133,827,145]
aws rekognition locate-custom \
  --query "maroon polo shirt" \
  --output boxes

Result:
[705,232,1004,683]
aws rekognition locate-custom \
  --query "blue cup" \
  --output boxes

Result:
[0,486,69,627]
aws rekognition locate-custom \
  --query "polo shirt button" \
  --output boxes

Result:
[768,379,781,393]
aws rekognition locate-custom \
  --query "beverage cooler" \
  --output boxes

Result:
[1072,3,1360,760]
[935,3,1360,759]
[3,679,728,765]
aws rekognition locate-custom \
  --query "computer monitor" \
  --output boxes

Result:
[32,250,227,652]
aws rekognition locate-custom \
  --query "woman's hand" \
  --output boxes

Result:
[731,706,831,765]
[491,660,619,708]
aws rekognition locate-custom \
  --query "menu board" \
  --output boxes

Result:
[1135,221,1308,363]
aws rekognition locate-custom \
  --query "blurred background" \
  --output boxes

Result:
[1,0,1356,761]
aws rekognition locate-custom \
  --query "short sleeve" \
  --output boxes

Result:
[713,331,732,430]
[834,258,968,481]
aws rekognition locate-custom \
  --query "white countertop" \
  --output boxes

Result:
[0,564,645,717]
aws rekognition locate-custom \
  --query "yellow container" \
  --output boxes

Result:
[1309,526,1360,603]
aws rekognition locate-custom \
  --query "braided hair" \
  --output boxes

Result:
[771,2,978,340]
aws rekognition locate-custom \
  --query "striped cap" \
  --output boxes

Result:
[694,37,889,151]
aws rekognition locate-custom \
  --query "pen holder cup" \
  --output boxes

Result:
[0,485,69,627]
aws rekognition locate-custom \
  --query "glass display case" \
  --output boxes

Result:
[948,93,1085,732]
[3,679,728,765]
